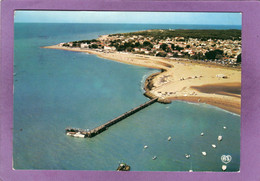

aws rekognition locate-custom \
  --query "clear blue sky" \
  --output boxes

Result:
[14,11,241,25]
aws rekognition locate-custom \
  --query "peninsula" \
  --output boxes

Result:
[44,29,241,114]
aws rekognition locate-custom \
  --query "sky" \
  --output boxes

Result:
[14,11,242,25]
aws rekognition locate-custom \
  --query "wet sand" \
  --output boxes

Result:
[191,83,241,98]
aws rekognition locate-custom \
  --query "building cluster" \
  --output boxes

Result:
[61,32,241,65]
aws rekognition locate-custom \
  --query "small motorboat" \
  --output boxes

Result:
[202,151,207,156]
[66,132,76,136]
[185,154,191,159]
[168,136,172,141]
[116,163,130,171]
[152,156,157,160]
[218,135,223,141]
[73,132,85,138]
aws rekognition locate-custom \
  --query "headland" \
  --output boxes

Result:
[43,29,241,115]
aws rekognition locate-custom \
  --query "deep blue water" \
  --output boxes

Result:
[13,23,240,171]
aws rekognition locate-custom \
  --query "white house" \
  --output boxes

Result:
[153,44,160,49]
[104,46,112,50]
[80,43,89,48]
[134,48,140,52]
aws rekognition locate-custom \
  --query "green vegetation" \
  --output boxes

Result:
[143,41,153,48]
[113,29,241,40]
[75,39,99,44]
[90,44,98,49]
[160,43,169,52]
[64,28,241,66]
[205,49,224,60]
[237,53,241,64]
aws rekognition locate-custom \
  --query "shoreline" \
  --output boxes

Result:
[43,45,241,115]
[143,71,241,114]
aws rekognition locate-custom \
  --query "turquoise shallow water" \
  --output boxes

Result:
[13,23,240,171]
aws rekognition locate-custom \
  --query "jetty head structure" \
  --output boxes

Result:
[66,97,158,138]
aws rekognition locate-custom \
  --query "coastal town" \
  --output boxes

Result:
[45,29,241,115]
[60,29,241,66]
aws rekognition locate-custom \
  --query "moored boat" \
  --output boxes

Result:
[116,163,130,171]
[73,132,86,138]
[65,128,86,138]
[218,135,223,141]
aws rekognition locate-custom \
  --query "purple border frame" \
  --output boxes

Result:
[1,0,260,180]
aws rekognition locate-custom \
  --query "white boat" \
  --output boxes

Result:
[185,154,191,159]
[144,145,148,149]
[218,135,223,141]
[73,132,85,138]
[168,136,172,141]
[212,144,217,148]
[152,156,157,160]
[202,152,207,156]
[222,165,227,171]
[66,132,76,136]
[223,126,227,129]
[201,132,204,136]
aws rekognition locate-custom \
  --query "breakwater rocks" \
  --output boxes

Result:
[143,71,172,104]
[144,72,160,91]
[144,91,171,104]
[157,97,172,104]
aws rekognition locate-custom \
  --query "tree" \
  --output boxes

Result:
[175,46,184,51]
[205,51,215,60]
[126,47,133,52]
[90,44,98,49]
[171,44,175,50]
[215,54,223,60]
[134,42,141,48]
[143,41,153,48]
[237,53,241,64]
[117,45,125,51]
[160,43,171,52]
[205,49,223,60]
[72,42,80,47]
[63,43,70,47]
[160,43,168,52]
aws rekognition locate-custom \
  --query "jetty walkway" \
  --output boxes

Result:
[66,97,158,138]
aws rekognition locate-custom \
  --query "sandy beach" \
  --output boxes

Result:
[43,45,241,115]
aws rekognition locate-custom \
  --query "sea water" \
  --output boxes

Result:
[13,23,240,171]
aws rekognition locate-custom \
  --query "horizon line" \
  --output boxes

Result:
[14,22,242,26]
